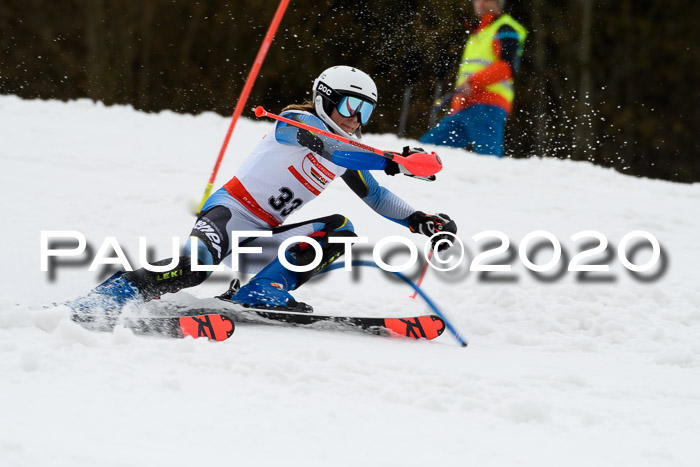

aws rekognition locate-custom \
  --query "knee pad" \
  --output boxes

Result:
[190,206,232,264]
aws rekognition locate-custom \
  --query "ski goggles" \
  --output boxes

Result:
[336,95,375,125]
[317,81,375,125]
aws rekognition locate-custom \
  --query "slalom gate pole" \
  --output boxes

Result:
[254,107,443,177]
[431,90,456,113]
[318,260,468,347]
[410,251,433,299]
[196,0,291,214]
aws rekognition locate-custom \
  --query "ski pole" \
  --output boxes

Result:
[195,0,291,214]
[254,106,443,177]
[410,251,433,299]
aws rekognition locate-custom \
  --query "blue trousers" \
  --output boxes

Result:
[420,105,507,157]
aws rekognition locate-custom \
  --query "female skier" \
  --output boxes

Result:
[72,65,457,316]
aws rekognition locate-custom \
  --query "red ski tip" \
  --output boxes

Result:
[180,314,235,341]
[384,316,446,340]
[254,106,266,118]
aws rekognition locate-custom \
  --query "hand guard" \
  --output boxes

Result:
[408,212,458,252]
[384,147,436,181]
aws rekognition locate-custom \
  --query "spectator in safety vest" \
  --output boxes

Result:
[420,0,527,157]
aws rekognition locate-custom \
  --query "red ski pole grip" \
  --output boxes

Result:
[254,106,267,118]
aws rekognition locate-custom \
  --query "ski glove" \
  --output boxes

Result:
[384,147,436,181]
[408,211,458,252]
[384,147,424,176]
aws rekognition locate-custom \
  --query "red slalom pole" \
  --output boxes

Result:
[410,251,433,299]
[255,106,443,177]
[196,0,291,214]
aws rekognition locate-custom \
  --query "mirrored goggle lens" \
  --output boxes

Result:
[337,96,375,125]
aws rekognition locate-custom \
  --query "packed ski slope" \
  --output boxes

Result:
[1,95,699,466]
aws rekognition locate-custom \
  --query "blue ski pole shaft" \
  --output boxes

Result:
[320,260,468,347]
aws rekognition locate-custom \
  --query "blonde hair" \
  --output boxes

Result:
[281,101,315,113]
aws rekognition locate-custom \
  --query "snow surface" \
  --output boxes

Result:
[1,95,700,466]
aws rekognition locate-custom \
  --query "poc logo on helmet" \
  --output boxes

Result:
[317,82,333,96]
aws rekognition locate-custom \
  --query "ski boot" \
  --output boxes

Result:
[220,220,356,313]
[69,271,145,329]
[219,256,313,313]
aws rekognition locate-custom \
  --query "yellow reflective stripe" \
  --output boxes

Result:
[456,15,527,104]
[486,83,514,101]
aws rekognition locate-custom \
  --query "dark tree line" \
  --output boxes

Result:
[2,0,698,182]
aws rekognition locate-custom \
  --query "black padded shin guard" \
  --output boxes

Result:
[124,256,209,301]
[292,230,357,288]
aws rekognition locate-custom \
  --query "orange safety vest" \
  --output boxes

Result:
[451,14,527,114]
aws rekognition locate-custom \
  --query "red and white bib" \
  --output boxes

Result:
[224,116,346,226]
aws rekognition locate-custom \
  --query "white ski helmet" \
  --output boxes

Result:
[312,66,378,139]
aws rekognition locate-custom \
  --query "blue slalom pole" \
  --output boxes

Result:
[318,260,468,347]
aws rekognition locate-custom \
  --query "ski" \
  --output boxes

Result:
[182,306,446,341]
[67,289,443,341]
[120,314,235,341]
